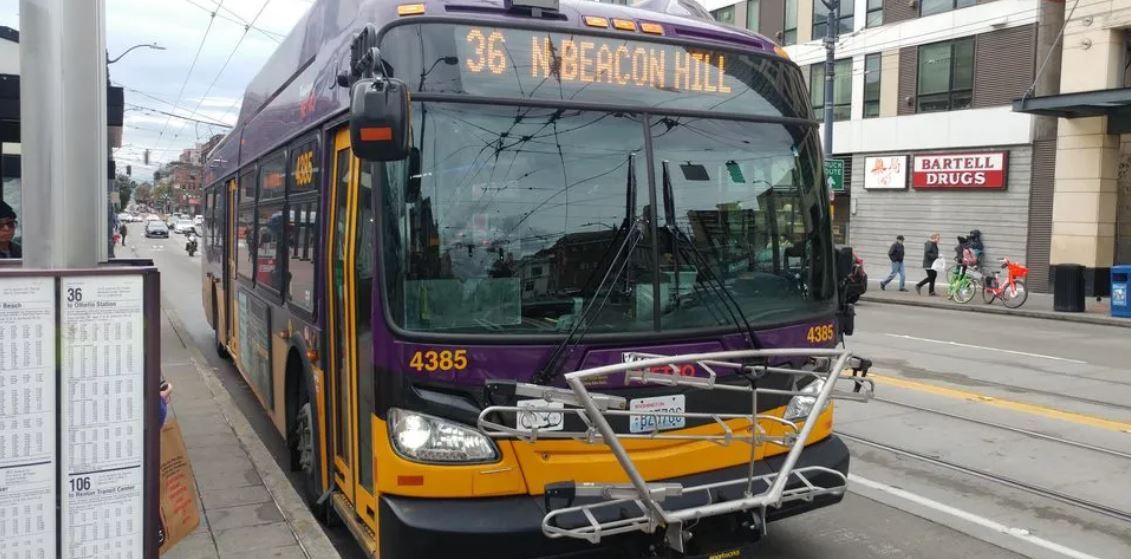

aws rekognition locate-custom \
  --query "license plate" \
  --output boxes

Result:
[515,399,565,432]
[629,395,686,433]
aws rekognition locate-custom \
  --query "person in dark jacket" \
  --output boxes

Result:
[916,233,940,296]
[880,235,907,291]
[0,200,21,259]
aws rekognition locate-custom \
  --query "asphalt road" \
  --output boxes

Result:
[127,224,1130,559]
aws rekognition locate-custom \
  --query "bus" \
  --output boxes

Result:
[200,0,873,556]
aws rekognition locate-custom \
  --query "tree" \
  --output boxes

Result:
[134,182,152,203]
[114,174,137,210]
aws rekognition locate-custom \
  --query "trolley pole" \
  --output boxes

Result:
[19,0,109,268]
[820,0,839,158]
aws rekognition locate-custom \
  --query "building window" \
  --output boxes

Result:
[921,0,976,17]
[783,0,798,45]
[864,53,882,118]
[813,0,854,37]
[917,38,974,113]
[810,59,852,121]
[743,0,759,31]
[866,0,883,27]
[712,6,735,24]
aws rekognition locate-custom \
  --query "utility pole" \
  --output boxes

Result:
[820,0,840,158]
[20,0,108,267]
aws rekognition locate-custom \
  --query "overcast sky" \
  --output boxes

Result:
[1,0,312,181]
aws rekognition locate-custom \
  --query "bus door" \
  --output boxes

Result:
[326,127,378,529]
[225,179,238,352]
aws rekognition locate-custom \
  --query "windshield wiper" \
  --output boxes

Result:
[661,161,757,349]
[531,155,643,386]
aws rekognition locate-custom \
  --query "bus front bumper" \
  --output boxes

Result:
[378,435,850,559]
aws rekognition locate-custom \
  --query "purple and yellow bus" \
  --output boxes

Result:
[201,0,871,556]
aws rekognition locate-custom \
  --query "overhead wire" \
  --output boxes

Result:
[170,0,275,144]
[154,0,227,147]
[182,0,284,43]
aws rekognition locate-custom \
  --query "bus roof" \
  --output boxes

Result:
[204,0,785,185]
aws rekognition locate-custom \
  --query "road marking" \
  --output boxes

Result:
[849,474,1104,559]
[869,374,1131,433]
[884,334,1087,364]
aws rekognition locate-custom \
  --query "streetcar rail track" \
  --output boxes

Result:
[870,396,1131,461]
[839,432,1131,525]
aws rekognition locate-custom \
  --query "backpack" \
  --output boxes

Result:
[962,247,977,266]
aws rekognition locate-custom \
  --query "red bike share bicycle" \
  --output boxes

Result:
[982,258,1029,308]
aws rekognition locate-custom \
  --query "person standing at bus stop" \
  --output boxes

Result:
[880,235,907,292]
[916,233,940,296]
[0,200,21,259]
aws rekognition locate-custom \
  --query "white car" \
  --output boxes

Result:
[173,220,196,235]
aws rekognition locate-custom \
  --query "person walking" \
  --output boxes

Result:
[880,235,907,292]
[119,221,128,246]
[916,233,940,296]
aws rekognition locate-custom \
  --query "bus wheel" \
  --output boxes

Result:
[292,389,326,516]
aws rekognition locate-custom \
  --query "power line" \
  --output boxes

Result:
[182,0,284,43]
[155,0,227,147]
[173,0,273,143]
[126,103,234,128]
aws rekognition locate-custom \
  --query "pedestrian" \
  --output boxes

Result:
[916,233,941,296]
[119,221,128,246]
[0,200,21,259]
[880,235,907,292]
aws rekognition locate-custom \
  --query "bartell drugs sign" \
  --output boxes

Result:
[912,152,1008,190]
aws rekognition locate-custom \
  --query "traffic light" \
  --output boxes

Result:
[126,165,132,176]
[144,149,150,165]
[154,171,161,182]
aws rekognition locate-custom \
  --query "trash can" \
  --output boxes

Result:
[1053,264,1086,312]
[1113,265,1131,318]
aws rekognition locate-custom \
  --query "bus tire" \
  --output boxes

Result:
[290,360,326,516]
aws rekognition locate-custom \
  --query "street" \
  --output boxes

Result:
[128,224,1131,559]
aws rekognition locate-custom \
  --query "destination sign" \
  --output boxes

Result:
[381,23,809,118]
[458,26,738,96]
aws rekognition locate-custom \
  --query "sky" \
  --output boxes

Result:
[1,0,313,181]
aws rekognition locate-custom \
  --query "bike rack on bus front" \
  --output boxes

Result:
[477,348,874,552]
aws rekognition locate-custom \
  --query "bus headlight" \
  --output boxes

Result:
[784,379,828,422]
[388,408,499,463]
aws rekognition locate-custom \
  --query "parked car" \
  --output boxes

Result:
[173,220,196,235]
[145,221,169,238]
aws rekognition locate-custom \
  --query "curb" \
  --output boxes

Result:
[163,305,341,559]
[859,295,1131,329]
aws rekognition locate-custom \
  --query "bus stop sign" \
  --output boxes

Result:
[824,159,845,193]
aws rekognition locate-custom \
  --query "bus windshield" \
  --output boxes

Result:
[378,25,833,336]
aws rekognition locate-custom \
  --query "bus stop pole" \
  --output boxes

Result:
[19,0,108,268]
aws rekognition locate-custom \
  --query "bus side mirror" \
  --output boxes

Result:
[349,77,411,162]
[835,246,855,283]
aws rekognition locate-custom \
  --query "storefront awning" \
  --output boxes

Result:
[1012,87,1131,118]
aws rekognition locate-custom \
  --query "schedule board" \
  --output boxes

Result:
[0,277,57,559]
[0,269,159,559]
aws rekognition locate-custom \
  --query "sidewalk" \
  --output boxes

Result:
[159,307,340,559]
[859,280,1130,328]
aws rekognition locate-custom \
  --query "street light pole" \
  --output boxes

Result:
[821,0,839,158]
[107,42,165,64]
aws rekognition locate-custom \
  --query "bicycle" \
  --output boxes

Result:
[981,258,1029,308]
[946,264,981,304]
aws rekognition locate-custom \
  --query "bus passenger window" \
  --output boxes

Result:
[237,206,255,280]
[287,199,318,310]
